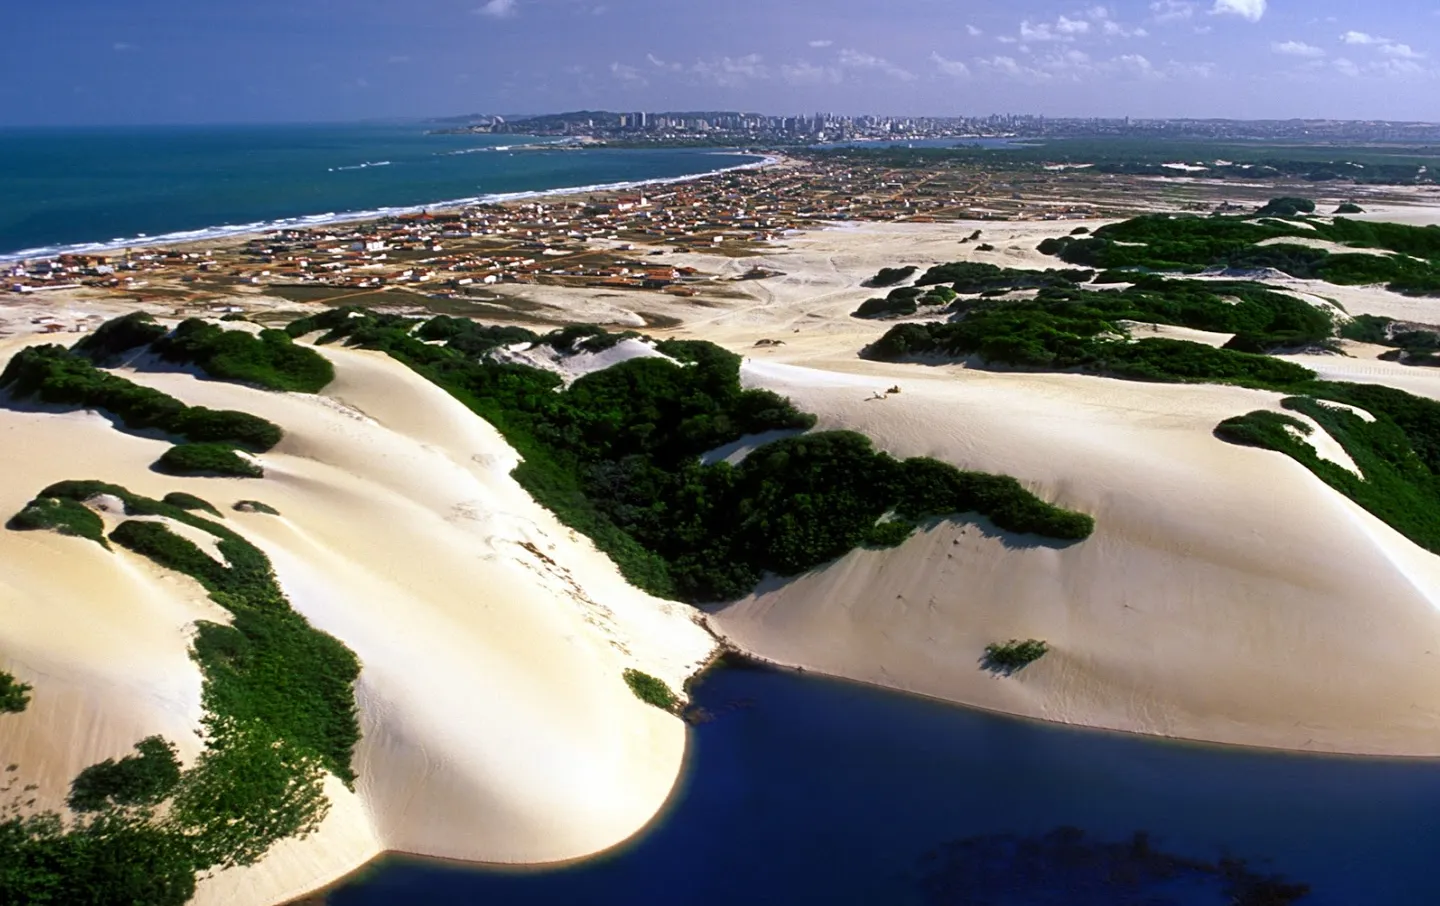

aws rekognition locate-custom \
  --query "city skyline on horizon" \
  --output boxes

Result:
[4,0,1440,126]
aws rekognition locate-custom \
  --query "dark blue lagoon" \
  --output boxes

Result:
[325,663,1440,905]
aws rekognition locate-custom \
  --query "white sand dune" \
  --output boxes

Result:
[7,209,1440,903]
[711,357,1440,756]
[0,336,714,906]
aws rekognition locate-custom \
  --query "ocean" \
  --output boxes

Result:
[327,664,1440,905]
[0,123,763,261]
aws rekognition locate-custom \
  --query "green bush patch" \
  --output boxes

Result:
[0,344,282,452]
[866,265,918,287]
[983,639,1050,674]
[1216,385,1440,557]
[68,736,182,813]
[156,443,263,479]
[866,280,1322,388]
[162,492,223,518]
[915,261,1094,293]
[235,500,282,516]
[25,481,361,784]
[0,671,31,714]
[151,319,335,393]
[8,496,109,547]
[74,312,167,364]
[1037,212,1440,296]
[623,669,679,712]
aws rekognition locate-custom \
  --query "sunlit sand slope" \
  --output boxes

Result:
[0,336,714,906]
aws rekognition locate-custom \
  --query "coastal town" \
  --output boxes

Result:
[1,153,1125,317]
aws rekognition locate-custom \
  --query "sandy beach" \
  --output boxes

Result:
[5,199,1440,903]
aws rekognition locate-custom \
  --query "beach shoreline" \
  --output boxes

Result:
[0,150,780,265]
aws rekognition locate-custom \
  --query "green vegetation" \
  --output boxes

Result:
[982,639,1050,674]
[1214,409,1312,447]
[810,137,1439,186]
[854,285,958,319]
[866,279,1324,388]
[416,315,540,355]
[920,285,958,306]
[162,492,223,518]
[1037,212,1440,296]
[865,265,918,287]
[235,500,282,516]
[854,288,920,319]
[622,669,678,712]
[915,261,1094,293]
[0,671,31,713]
[151,319,335,393]
[74,312,167,364]
[1338,314,1440,366]
[1216,385,1440,557]
[2,479,357,899]
[13,479,359,782]
[67,737,182,813]
[285,308,1092,602]
[167,718,331,871]
[0,810,198,906]
[1335,202,1365,215]
[156,443,263,479]
[0,344,282,452]
[1255,197,1316,218]
[8,495,109,547]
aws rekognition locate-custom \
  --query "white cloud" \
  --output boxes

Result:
[1020,16,1090,42]
[1211,0,1265,22]
[1374,57,1430,76]
[1272,40,1324,58]
[690,54,769,87]
[977,55,1034,79]
[1102,20,1148,37]
[838,48,916,81]
[1333,57,1361,77]
[646,53,683,72]
[976,49,1204,83]
[1150,0,1196,23]
[1381,43,1424,59]
[610,62,646,86]
[1113,53,1161,79]
[781,61,842,85]
[966,24,983,37]
[1341,30,1381,45]
[930,52,972,77]
[476,0,516,18]
[1339,32,1426,62]
[112,41,137,52]
[808,39,833,48]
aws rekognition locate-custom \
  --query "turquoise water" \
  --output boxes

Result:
[0,124,761,260]
[326,664,1440,905]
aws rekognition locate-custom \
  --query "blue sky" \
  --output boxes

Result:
[4,0,1439,124]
